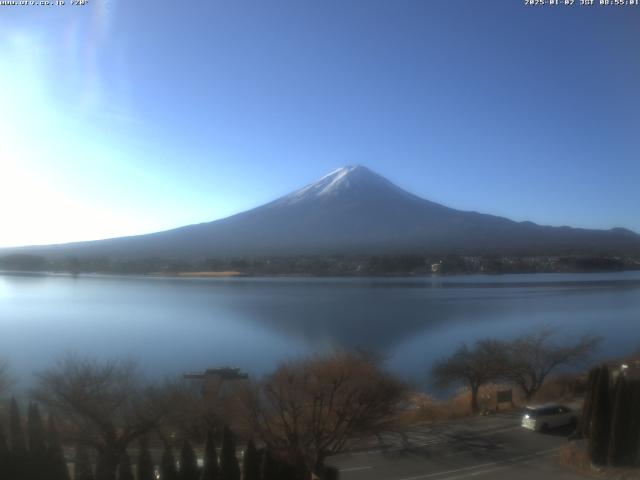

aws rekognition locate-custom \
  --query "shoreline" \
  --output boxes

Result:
[148,270,244,278]
[1,269,640,281]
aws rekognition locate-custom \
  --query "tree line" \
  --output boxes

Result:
[0,330,622,479]
[431,329,600,413]
[0,351,405,480]
[0,400,335,480]
[581,364,640,467]
[2,253,638,276]
[0,400,68,480]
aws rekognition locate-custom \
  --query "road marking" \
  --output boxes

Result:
[339,466,373,472]
[440,442,508,458]
[394,446,563,480]
[446,464,513,479]
[395,463,496,480]
[445,448,564,480]
[346,425,521,457]
[349,439,442,456]
[415,440,442,447]
[465,425,521,437]
[442,424,521,439]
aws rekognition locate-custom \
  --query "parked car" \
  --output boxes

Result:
[521,403,577,432]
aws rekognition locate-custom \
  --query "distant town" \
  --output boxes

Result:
[1,252,639,276]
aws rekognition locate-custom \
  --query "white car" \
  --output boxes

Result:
[521,403,577,432]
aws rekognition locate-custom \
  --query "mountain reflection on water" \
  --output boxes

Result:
[1,271,639,390]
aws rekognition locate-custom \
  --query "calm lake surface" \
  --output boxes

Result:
[1,271,639,389]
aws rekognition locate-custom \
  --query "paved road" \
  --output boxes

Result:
[328,413,587,480]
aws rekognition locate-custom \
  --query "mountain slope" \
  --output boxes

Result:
[6,166,640,259]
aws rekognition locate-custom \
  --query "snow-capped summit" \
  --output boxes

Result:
[276,165,413,206]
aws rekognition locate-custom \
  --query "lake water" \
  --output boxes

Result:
[1,271,639,390]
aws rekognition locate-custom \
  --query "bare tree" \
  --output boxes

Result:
[32,355,171,480]
[504,329,600,400]
[243,351,406,478]
[154,372,252,445]
[432,340,507,414]
[153,379,209,440]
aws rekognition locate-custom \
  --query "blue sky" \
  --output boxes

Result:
[1,0,639,247]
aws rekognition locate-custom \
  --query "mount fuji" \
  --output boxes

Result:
[6,166,640,259]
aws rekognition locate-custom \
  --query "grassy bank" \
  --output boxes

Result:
[401,375,588,425]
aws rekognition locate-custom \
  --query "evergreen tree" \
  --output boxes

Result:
[219,426,240,480]
[0,425,10,479]
[607,375,633,466]
[10,398,28,480]
[95,452,111,480]
[588,365,611,465]
[263,453,308,480]
[28,403,48,480]
[27,403,47,454]
[277,459,300,480]
[320,465,339,480]
[46,415,70,480]
[10,398,27,453]
[242,440,260,480]
[200,430,218,480]
[137,437,155,480]
[628,380,640,465]
[260,449,279,480]
[579,368,598,437]
[117,452,135,480]
[180,439,199,480]
[74,444,94,480]
[160,443,179,480]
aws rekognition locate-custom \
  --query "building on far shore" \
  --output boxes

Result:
[184,367,249,397]
[620,356,640,380]
[608,354,640,381]
[184,367,248,381]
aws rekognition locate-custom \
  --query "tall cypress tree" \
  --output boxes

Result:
[200,430,218,480]
[588,365,611,465]
[242,440,260,480]
[180,439,199,480]
[320,465,339,480]
[0,425,10,479]
[607,374,638,466]
[260,449,279,480]
[160,443,179,480]
[94,451,110,480]
[10,399,27,453]
[279,457,308,480]
[117,452,135,480]
[580,368,598,437]
[608,375,625,466]
[219,426,240,480]
[137,437,155,480]
[10,398,28,480]
[46,415,70,480]
[74,444,94,480]
[28,403,48,480]
[629,380,640,466]
[27,403,47,453]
